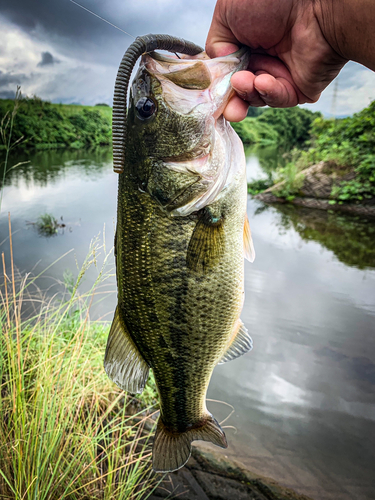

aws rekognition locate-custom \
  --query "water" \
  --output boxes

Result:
[1,148,375,499]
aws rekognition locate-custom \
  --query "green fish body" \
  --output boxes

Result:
[105,48,255,472]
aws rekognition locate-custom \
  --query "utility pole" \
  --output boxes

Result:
[330,78,339,117]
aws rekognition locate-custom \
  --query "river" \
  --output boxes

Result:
[1,147,374,500]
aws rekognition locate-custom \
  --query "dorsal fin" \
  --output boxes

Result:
[244,214,255,263]
[104,307,149,394]
[218,319,253,364]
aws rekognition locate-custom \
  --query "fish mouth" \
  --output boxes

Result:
[145,46,249,167]
[143,47,249,216]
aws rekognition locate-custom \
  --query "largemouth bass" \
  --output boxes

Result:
[105,35,254,473]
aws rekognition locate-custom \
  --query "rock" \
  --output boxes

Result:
[193,470,267,500]
[255,161,375,218]
[147,445,314,500]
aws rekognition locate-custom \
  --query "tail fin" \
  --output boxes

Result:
[152,414,227,473]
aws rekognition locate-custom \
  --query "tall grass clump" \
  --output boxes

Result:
[0,87,29,212]
[0,222,158,499]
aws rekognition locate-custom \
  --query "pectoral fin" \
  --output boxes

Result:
[218,319,253,364]
[244,214,255,263]
[186,208,225,273]
[104,307,149,394]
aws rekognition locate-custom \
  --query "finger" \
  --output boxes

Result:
[253,73,299,107]
[248,54,315,103]
[223,95,250,122]
[231,71,267,107]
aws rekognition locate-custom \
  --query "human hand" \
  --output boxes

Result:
[206,0,348,121]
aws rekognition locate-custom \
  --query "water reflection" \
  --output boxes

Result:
[264,203,375,270]
[0,147,112,188]
[245,144,284,183]
[208,197,375,498]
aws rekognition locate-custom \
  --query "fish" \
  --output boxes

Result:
[104,38,255,473]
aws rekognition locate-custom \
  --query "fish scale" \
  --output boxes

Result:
[104,45,255,473]
[117,175,245,428]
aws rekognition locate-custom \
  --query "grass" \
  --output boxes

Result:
[0,87,29,212]
[0,221,160,499]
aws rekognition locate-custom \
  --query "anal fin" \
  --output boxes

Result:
[153,414,227,473]
[104,307,149,394]
[244,214,255,263]
[218,319,253,364]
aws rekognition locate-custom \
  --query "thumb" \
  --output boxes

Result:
[206,6,239,57]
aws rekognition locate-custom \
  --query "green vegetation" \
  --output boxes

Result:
[232,117,279,146]
[0,88,30,212]
[0,236,159,499]
[35,213,60,236]
[233,107,321,150]
[272,162,305,201]
[248,101,375,204]
[247,178,273,195]
[298,102,375,202]
[0,97,112,151]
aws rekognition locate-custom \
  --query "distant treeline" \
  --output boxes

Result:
[0,97,112,150]
[232,107,322,151]
[1,96,322,154]
[1,95,322,155]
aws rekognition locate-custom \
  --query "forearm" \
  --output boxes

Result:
[316,0,375,71]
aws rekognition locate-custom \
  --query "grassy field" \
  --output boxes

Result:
[0,230,160,500]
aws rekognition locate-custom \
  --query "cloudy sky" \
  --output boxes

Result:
[0,0,374,116]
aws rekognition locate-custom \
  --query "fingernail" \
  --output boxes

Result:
[254,86,267,97]
[232,86,248,100]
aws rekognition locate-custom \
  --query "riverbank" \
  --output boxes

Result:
[255,160,375,217]
[251,100,375,211]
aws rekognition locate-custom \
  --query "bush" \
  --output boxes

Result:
[258,107,321,149]
[0,97,112,150]
[232,117,279,146]
[295,101,375,202]
[233,107,320,151]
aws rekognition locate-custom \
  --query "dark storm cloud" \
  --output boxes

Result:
[37,51,60,67]
[0,70,28,86]
[0,90,16,99]
[0,0,215,66]
[0,0,215,65]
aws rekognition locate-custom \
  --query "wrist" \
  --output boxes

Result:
[314,0,375,70]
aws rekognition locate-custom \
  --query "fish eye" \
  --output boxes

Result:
[135,97,156,120]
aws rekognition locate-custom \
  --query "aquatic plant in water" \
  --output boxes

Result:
[35,213,60,236]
